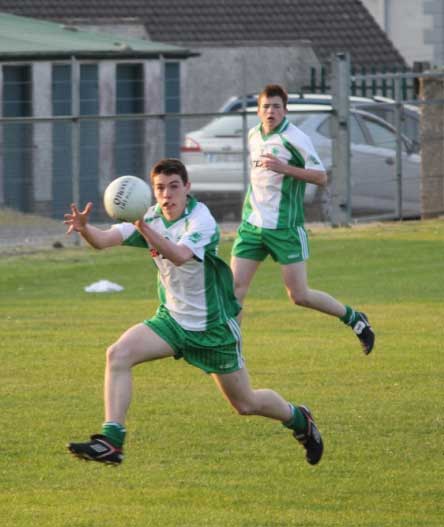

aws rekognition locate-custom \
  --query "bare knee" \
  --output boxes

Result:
[106,342,132,370]
[287,288,310,307]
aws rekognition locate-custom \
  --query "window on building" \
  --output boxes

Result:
[115,63,144,178]
[80,64,99,116]
[3,65,32,117]
[79,65,99,214]
[52,63,100,219]
[52,64,72,217]
[52,65,71,116]
[116,63,144,114]
[2,65,33,211]
[164,62,181,157]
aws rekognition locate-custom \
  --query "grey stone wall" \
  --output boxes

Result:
[181,42,321,114]
[143,59,163,174]
[424,0,444,66]
[32,62,52,213]
[420,73,444,218]
[0,27,321,216]
[98,61,117,196]
[78,23,149,40]
[0,66,3,205]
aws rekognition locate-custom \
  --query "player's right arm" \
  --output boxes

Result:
[134,219,193,266]
[64,202,123,249]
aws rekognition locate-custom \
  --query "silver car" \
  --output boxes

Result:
[181,105,421,220]
[220,93,421,152]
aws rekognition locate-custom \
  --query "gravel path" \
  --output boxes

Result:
[0,213,240,255]
[0,222,79,255]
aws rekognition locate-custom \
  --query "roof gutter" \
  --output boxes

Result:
[0,50,198,62]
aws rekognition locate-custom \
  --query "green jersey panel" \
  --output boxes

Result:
[243,117,325,229]
[113,197,240,331]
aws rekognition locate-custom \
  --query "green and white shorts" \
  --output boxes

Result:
[145,306,244,374]
[231,220,310,265]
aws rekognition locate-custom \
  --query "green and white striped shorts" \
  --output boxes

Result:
[145,305,244,374]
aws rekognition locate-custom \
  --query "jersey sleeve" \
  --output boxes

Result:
[301,133,325,171]
[248,125,259,141]
[111,222,148,248]
[284,126,325,171]
[178,204,218,261]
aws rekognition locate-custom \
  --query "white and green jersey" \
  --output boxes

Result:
[112,197,240,331]
[243,117,325,229]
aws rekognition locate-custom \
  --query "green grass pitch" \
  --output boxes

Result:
[1,220,443,526]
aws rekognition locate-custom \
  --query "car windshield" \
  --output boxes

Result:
[200,112,319,137]
[200,115,260,137]
[287,112,319,127]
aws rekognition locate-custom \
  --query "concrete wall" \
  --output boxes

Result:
[98,60,116,201]
[424,0,444,66]
[180,42,320,114]
[32,62,52,215]
[361,0,440,67]
[0,26,321,215]
[360,0,387,27]
[420,72,444,218]
[78,23,149,40]
[143,59,163,174]
[0,66,3,205]
[0,57,164,215]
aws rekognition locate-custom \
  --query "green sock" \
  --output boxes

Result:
[340,305,357,326]
[282,404,307,434]
[101,422,126,447]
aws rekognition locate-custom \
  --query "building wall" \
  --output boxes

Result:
[79,23,149,40]
[32,62,52,215]
[0,22,321,216]
[361,0,441,66]
[0,58,167,217]
[360,0,387,26]
[424,0,444,66]
[419,71,444,217]
[0,66,3,205]
[75,24,320,115]
[180,43,320,115]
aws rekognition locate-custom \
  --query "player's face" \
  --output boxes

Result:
[257,95,287,134]
[152,172,190,221]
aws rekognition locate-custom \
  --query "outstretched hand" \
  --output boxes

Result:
[64,202,93,235]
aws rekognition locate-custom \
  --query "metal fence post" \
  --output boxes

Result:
[241,56,249,211]
[330,52,351,226]
[393,77,403,219]
[71,56,81,245]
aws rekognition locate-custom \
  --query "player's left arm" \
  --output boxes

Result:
[260,153,327,186]
[134,220,193,266]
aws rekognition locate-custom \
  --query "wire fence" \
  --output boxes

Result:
[1,72,444,225]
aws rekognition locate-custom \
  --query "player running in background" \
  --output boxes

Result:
[64,158,323,466]
[231,84,375,354]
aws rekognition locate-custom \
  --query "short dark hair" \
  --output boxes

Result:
[258,84,288,108]
[150,158,189,185]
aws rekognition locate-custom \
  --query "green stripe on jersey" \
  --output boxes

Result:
[282,135,306,168]
[122,229,148,248]
[204,252,241,327]
[241,185,253,224]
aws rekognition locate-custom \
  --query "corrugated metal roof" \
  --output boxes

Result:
[0,12,196,60]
